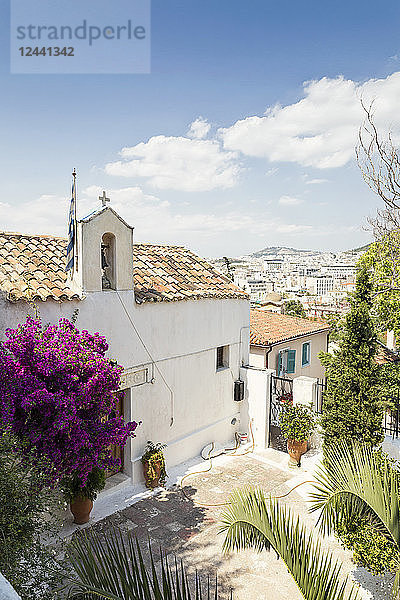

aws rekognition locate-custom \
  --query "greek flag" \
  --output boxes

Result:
[66,177,76,272]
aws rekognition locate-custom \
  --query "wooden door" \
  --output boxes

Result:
[106,392,124,478]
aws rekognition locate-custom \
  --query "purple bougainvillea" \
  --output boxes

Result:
[0,317,137,485]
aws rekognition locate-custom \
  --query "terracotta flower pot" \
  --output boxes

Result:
[143,460,162,489]
[287,439,308,467]
[70,497,93,524]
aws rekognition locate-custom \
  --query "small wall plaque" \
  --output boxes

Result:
[119,367,149,389]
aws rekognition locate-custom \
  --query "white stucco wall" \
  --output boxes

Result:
[249,331,328,380]
[248,346,266,369]
[0,293,250,481]
[240,366,273,449]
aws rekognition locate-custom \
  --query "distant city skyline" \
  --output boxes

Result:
[1,1,400,256]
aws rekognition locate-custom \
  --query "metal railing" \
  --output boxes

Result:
[383,401,400,438]
[315,379,326,415]
[269,375,293,426]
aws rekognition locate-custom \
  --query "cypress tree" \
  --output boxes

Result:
[320,265,384,448]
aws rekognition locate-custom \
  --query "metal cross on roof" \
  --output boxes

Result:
[99,190,110,207]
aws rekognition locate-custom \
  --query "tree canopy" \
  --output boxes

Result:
[320,266,383,448]
[358,233,400,339]
[283,299,306,318]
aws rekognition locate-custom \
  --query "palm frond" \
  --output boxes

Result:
[66,528,221,600]
[220,488,360,600]
[309,440,400,597]
[309,441,400,546]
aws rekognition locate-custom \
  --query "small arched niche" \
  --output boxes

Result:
[101,232,116,290]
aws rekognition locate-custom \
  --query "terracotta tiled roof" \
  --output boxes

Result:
[133,244,248,303]
[375,341,400,365]
[0,232,248,304]
[250,308,330,346]
[0,233,80,302]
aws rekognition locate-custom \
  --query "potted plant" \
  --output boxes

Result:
[141,441,167,489]
[61,466,106,524]
[279,403,315,467]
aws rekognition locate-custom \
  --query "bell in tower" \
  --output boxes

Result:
[78,190,134,293]
[101,236,114,290]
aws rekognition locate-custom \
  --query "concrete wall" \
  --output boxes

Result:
[250,331,328,380]
[382,435,400,462]
[0,293,250,481]
[293,376,322,449]
[248,346,266,369]
[240,366,273,449]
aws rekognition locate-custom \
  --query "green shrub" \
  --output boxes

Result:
[141,441,167,488]
[0,431,64,599]
[60,466,106,502]
[336,516,399,575]
[335,449,400,575]
[279,404,315,441]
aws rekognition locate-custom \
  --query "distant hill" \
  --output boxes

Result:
[344,243,371,254]
[211,244,370,262]
[250,244,370,259]
[251,246,314,258]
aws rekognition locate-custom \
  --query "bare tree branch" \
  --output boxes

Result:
[357,101,400,292]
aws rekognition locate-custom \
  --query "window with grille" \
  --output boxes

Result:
[216,345,229,370]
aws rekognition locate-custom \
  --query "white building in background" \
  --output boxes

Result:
[245,278,274,302]
[0,200,250,483]
[321,264,356,278]
[263,259,283,273]
[305,275,334,296]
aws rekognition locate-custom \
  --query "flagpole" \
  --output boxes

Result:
[72,168,78,272]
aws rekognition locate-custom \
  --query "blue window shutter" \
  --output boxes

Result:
[287,349,296,373]
[302,342,310,367]
[277,351,282,375]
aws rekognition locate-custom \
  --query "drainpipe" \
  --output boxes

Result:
[265,345,272,370]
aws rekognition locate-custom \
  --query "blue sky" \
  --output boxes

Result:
[1,0,400,256]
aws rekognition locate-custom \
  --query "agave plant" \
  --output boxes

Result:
[66,528,222,599]
[220,488,359,600]
[309,440,400,597]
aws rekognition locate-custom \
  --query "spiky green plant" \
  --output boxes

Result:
[220,489,359,600]
[66,528,222,600]
[310,440,400,597]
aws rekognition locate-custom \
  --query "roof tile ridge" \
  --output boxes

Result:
[0,231,68,241]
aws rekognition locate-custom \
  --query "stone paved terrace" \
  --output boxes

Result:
[67,449,392,600]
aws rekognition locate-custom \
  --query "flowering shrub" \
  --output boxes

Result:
[0,317,137,485]
[278,392,293,406]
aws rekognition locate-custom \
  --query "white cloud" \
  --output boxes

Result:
[105,135,240,192]
[187,117,211,139]
[0,187,165,238]
[305,178,329,185]
[278,195,303,206]
[1,185,315,247]
[220,71,400,169]
[0,194,70,237]
[276,223,312,233]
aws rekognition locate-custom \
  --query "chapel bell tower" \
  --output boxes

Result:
[76,191,134,293]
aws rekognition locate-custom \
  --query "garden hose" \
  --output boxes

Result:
[179,420,314,507]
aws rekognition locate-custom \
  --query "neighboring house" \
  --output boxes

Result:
[0,202,250,482]
[249,309,330,379]
[252,292,283,313]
